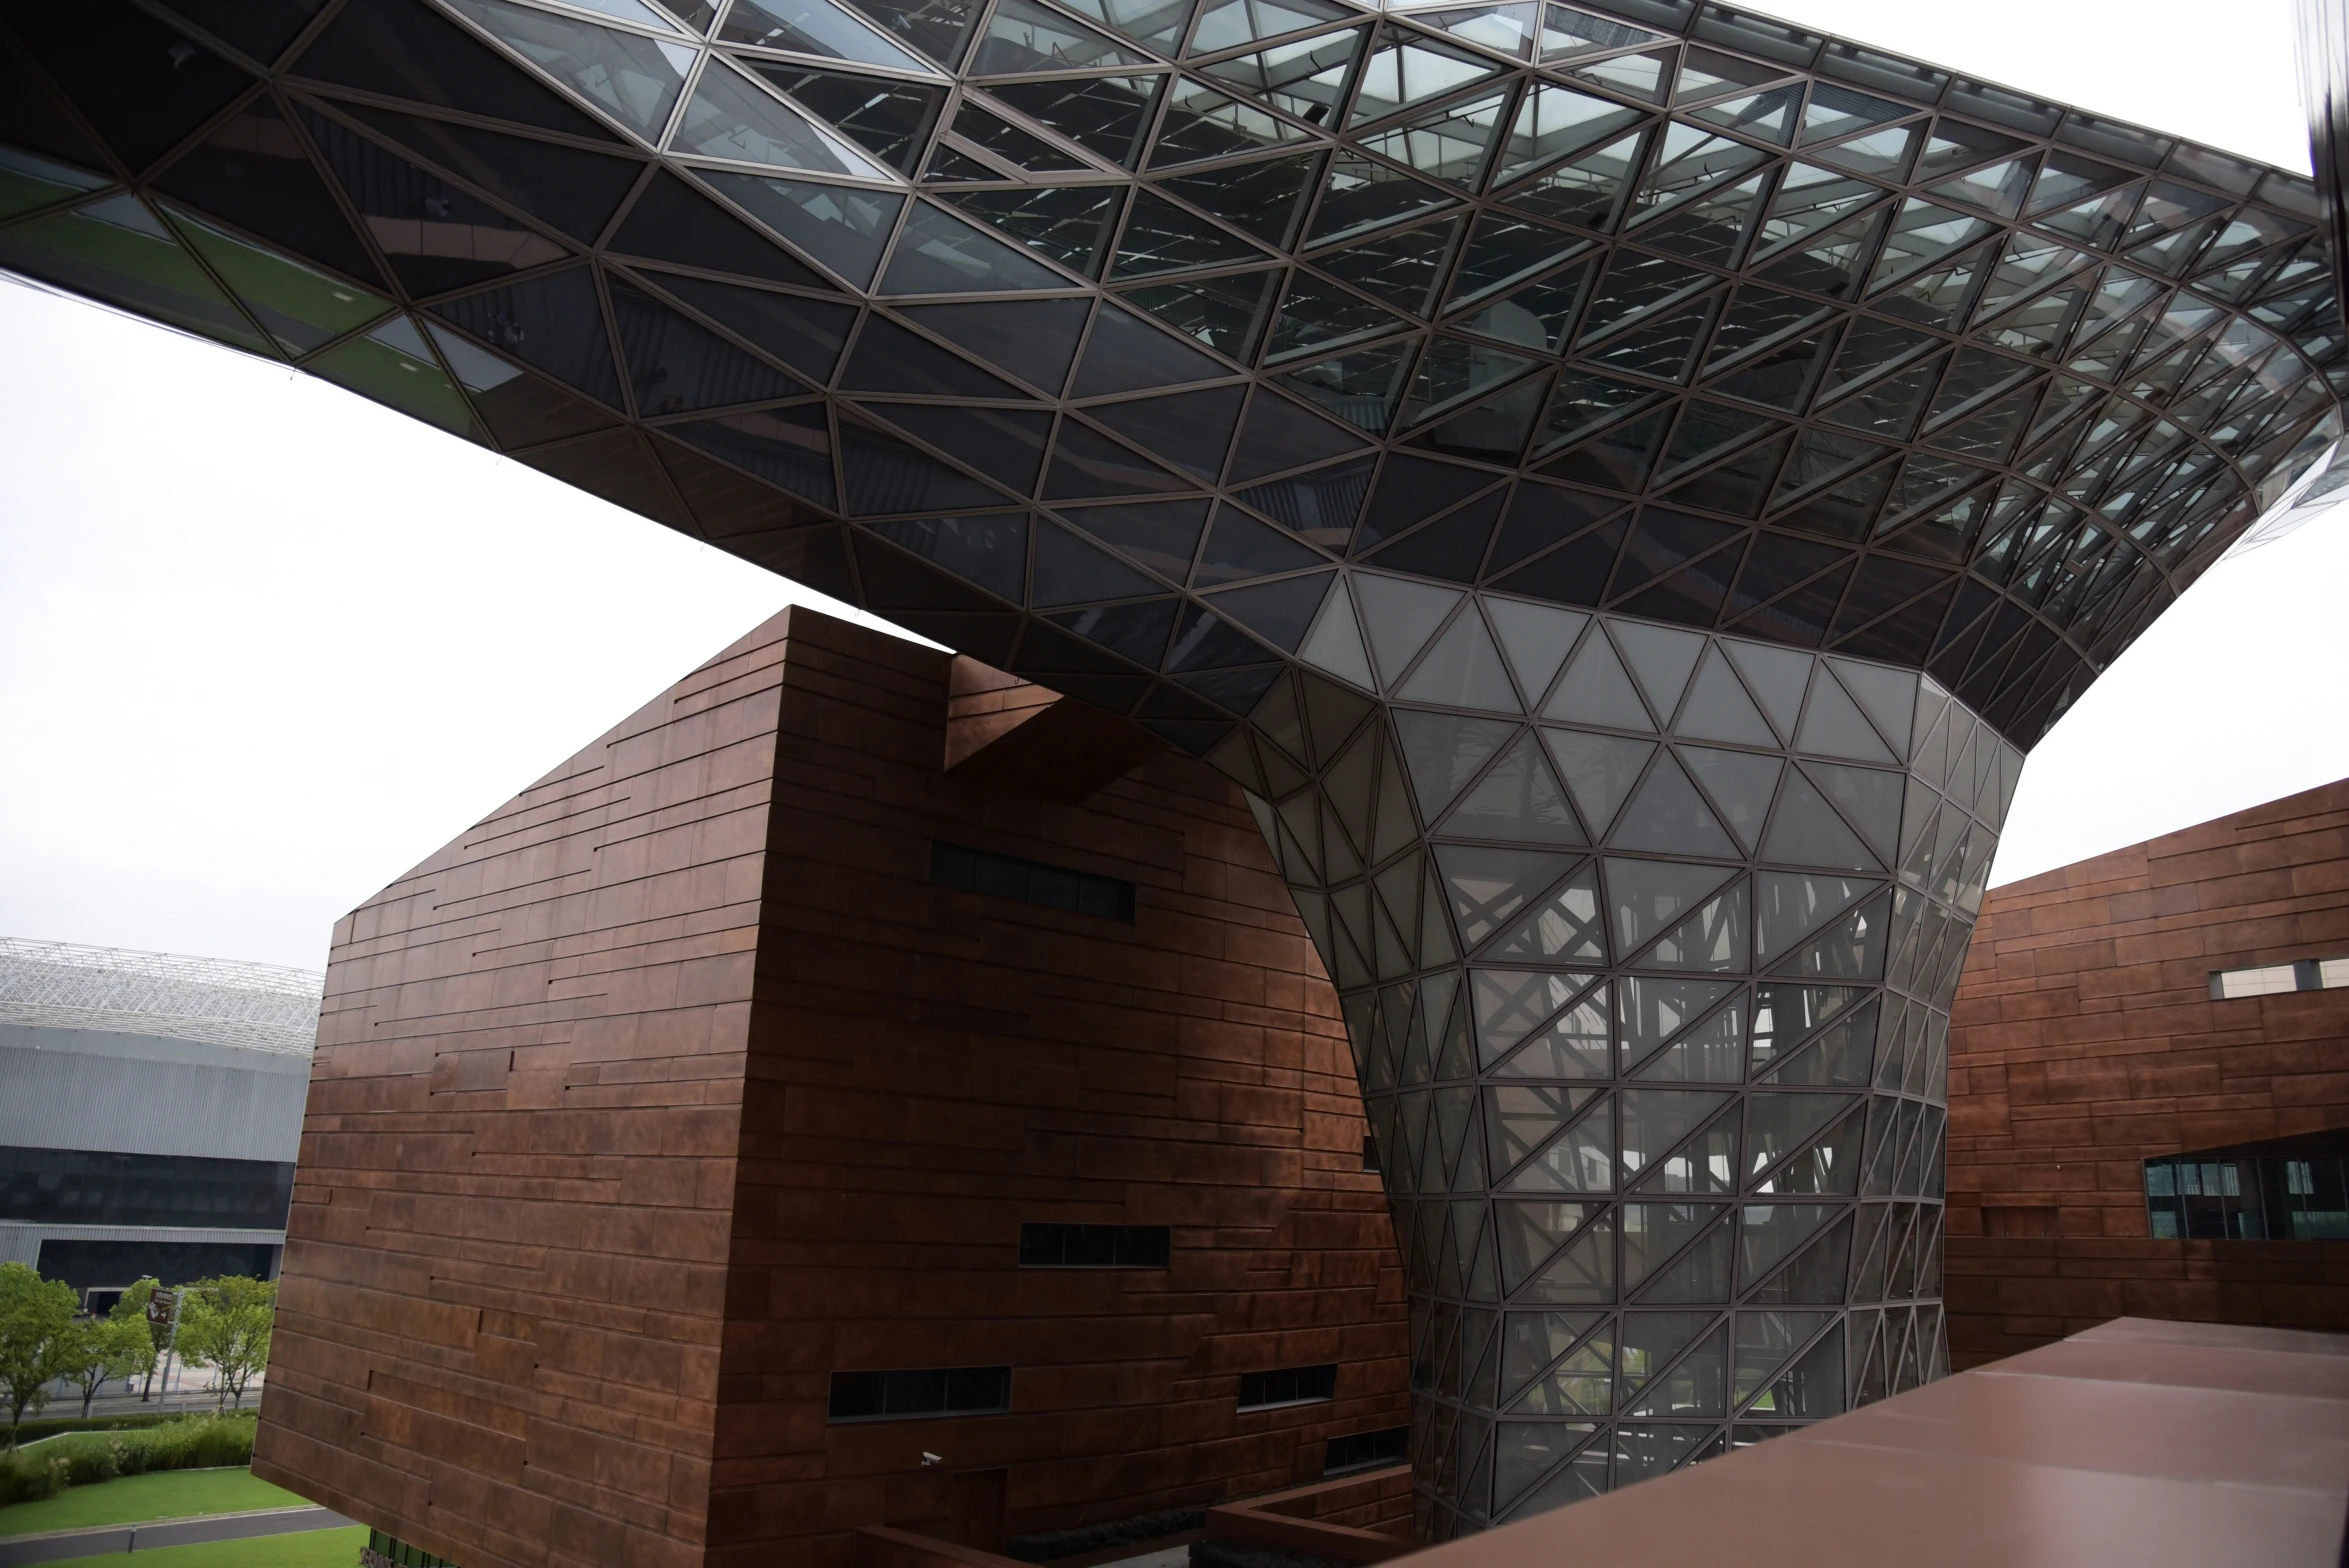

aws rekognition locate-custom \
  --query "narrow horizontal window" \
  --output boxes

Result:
[1237,1363,1337,1411]
[2144,1146,2349,1241]
[932,841,1136,922]
[1019,1223,1170,1268]
[2208,957,2349,999]
[829,1366,1012,1422]
[1326,1425,1407,1475]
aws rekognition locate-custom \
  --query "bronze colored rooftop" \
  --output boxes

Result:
[1403,1316,2349,1567]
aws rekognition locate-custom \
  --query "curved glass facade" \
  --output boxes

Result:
[2,0,2341,1535]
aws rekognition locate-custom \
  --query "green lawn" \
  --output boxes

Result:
[0,1467,309,1538]
[47,1524,366,1568]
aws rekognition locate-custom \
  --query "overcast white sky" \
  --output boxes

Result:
[1,0,2344,970]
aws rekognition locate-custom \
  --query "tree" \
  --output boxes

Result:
[55,1315,152,1418]
[175,1276,275,1411]
[109,1279,167,1402]
[0,1262,76,1446]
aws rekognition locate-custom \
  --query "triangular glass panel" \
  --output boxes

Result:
[1201,572,1336,651]
[1679,745,1782,853]
[1531,368,1664,454]
[971,0,1151,71]
[1670,647,1774,747]
[1197,27,1368,125]
[1751,202,1887,301]
[671,56,891,177]
[1062,498,1209,579]
[1494,83,1643,189]
[1606,858,1737,958]
[664,402,834,505]
[442,0,696,141]
[1926,157,2034,220]
[1266,274,1412,361]
[1485,599,1586,702]
[1609,621,1705,722]
[1399,608,1524,710]
[1347,27,1504,126]
[1752,872,1869,968]
[1618,1087,1733,1187]
[948,102,1092,172]
[1356,573,1466,685]
[1796,667,1897,762]
[1190,0,1352,52]
[1485,863,1607,965]
[1298,578,1374,687]
[1041,418,1193,498]
[839,410,1006,513]
[1309,152,1460,245]
[1607,751,1739,858]
[1624,125,1769,229]
[698,171,905,289]
[1395,710,1520,819]
[1447,213,1591,307]
[1541,625,1652,729]
[1315,217,1464,315]
[1193,502,1322,585]
[1442,846,1576,950]
[1541,730,1655,840]
[429,266,623,409]
[610,277,797,416]
[1052,0,1192,51]
[722,0,942,70]
[1500,129,1647,231]
[335,102,641,246]
[1160,150,1325,249]
[1361,88,1515,189]
[1562,46,1674,104]
[1806,121,1918,180]
[1868,198,1997,294]
[868,402,1052,494]
[1759,768,1876,871]
[1121,268,1282,362]
[1110,189,1272,278]
[165,210,389,357]
[1580,296,1718,383]
[751,68,946,173]
[1089,386,1246,483]
[1441,731,1585,843]
[1403,337,1542,426]
[1073,300,1229,395]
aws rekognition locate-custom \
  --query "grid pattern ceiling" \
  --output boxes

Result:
[0,0,2338,763]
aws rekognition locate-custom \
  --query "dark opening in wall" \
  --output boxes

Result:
[931,842,1136,922]
[829,1366,1013,1421]
[1237,1363,1336,1410]
[1018,1223,1171,1267]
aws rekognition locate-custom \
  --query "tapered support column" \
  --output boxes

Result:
[1209,582,2021,1540]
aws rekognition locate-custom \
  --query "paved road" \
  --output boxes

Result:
[0,1504,353,1564]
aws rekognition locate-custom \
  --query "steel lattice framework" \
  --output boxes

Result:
[0,0,2339,1539]
[0,936,325,1056]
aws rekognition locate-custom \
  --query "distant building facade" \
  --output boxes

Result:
[0,937,321,1302]
[1945,779,2349,1367]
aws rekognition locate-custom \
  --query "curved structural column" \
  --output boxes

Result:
[1208,593,2012,1536]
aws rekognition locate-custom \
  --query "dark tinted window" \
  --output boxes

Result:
[829,1365,1013,1421]
[2146,1149,2349,1240]
[1237,1363,1337,1410]
[932,842,1136,922]
[1326,1425,1408,1474]
[0,1147,293,1229]
[1019,1223,1170,1267]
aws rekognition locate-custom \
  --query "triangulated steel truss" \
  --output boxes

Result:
[1,0,2340,1536]
[0,936,324,1056]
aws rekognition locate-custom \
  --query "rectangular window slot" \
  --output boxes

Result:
[1237,1363,1337,1411]
[2208,957,2349,999]
[2145,1151,2349,1240]
[931,842,1136,922]
[829,1366,1013,1422]
[1362,1133,1380,1174]
[1018,1223,1170,1268]
[1325,1425,1408,1475]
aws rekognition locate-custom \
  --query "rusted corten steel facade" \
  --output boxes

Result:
[250,606,1408,1568]
[1945,779,2349,1369]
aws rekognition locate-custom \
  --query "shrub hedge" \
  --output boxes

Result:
[0,1414,259,1506]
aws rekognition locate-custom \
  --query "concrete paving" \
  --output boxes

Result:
[0,1503,351,1565]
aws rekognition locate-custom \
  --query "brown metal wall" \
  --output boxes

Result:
[1944,778,2349,1367]
[252,606,1408,1568]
